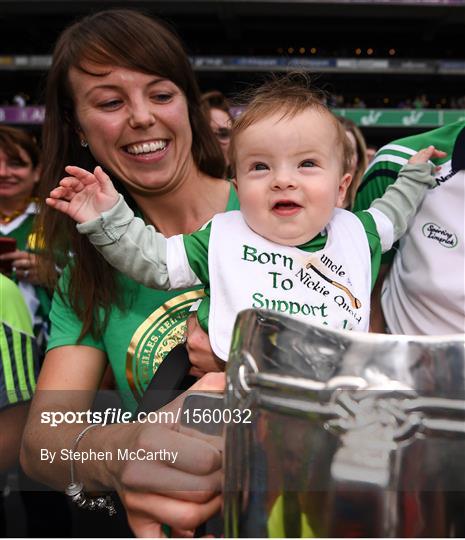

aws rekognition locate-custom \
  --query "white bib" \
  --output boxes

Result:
[208,210,372,360]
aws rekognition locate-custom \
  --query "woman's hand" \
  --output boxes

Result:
[108,372,226,537]
[186,314,225,377]
[0,250,43,285]
[46,165,119,224]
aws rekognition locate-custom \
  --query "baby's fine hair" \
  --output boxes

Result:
[229,73,353,176]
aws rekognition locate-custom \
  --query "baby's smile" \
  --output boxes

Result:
[271,199,303,216]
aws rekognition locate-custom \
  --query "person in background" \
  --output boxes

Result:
[21,9,234,537]
[0,126,51,356]
[0,275,39,536]
[338,117,368,209]
[354,120,465,335]
[202,90,234,172]
[366,144,377,164]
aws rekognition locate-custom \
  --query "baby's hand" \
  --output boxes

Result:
[408,145,447,170]
[46,165,119,223]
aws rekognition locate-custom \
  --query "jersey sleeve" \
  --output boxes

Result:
[354,148,408,212]
[0,276,39,409]
[181,222,212,286]
[0,322,38,409]
[180,223,212,333]
[169,188,235,289]
[353,146,408,264]
[166,234,202,289]
[46,268,105,352]
[354,210,383,290]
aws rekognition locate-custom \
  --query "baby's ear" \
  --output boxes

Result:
[336,173,352,208]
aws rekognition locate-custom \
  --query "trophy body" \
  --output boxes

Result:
[224,310,465,537]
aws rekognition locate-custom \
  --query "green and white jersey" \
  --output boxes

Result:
[0,201,51,348]
[170,209,385,360]
[354,121,465,335]
[0,275,38,410]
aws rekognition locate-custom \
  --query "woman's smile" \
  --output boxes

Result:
[70,66,194,193]
[121,139,170,163]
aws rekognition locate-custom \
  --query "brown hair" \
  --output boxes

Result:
[0,125,40,169]
[201,90,233,118]
[37,9,225,340]
[228,74,353,178]
[337,116,368,209]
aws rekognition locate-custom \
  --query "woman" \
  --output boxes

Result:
[21,10,234,536]
[201,90,233,170]
[0,275,42,536]
[0,126,50,352]
[338,116,368,209]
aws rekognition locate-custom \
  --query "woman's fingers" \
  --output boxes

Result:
[125,515,165,539]
[192,372,226,393]
[0,249,22,261]
[0,250,32,264]
[119,428,222,484]
[10,253,34,270]
[122,491,222,533]
[4,252,41,283]
[125,508,194,538]
[171,527,195,538]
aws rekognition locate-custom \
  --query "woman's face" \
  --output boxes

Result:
[69,65,195,195]
[209,108,232,164]
[0,146,39,203]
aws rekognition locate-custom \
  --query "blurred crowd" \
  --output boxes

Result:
[3,90,465,111]
[0,7,464,539]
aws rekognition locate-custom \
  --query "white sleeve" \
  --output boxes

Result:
[366,207,395,253]
[166,235,202,290]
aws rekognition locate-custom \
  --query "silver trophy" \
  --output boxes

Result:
[222,309,465,537]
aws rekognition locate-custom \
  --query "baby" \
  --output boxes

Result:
[47,77,443,361]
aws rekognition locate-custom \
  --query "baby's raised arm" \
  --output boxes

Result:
[368,145,446,249]
[47,166,178,289]
[47,166,203,292]
[46,166,120,223]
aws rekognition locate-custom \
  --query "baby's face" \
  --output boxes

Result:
[234,108,351,246]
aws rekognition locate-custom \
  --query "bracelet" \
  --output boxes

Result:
[65,424,117,516]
